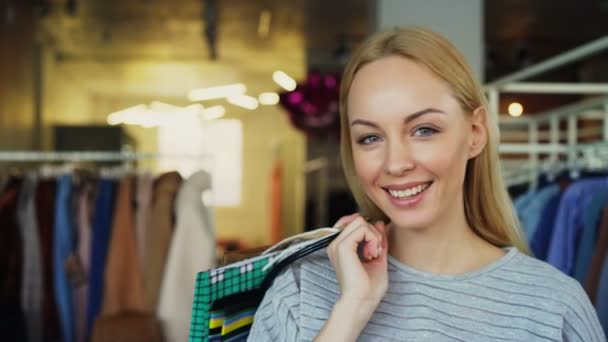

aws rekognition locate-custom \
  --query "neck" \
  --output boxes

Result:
[388,200,503,275]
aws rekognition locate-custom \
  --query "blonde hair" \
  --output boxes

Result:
[339,27,529,254]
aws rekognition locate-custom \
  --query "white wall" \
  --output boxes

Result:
[376,0,484,81]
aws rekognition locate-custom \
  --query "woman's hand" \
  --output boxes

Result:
[315,214,389,341]
[328,213,389,311]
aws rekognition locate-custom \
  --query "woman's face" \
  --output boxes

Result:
[347,56,485,231]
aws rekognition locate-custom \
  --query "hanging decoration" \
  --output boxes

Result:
[279,71,341,136]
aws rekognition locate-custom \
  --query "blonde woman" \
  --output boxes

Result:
[248,27,606,341]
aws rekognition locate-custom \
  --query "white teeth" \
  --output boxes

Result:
[387,183,430,199]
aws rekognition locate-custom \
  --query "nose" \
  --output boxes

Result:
[383,139,415,176]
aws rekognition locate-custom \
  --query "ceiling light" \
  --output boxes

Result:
[107,104,147,125]
[258,92,279,105]
[203,105,226,120]
[258,10,272,37]
[149,101,182,112]
[508,102,524,117]
[272,71,297,91]
[188,83,247,102]
[228,95,259,110]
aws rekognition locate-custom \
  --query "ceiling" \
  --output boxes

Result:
[485,0,608,81]
[27,0,608,108]
[37,0,368,100]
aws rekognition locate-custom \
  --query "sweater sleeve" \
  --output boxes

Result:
[248,265,302,342]
[562,280,607,342]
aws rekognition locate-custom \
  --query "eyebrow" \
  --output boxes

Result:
[350,107,445,128]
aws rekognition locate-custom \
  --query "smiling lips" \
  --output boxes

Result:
[385,182,432,199]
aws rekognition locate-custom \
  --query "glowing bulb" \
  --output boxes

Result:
[203,105,226,120]
[259,92,279,105]
[228,95,259,110]
[188,83,247,102]
[272,71,297,91]
[508,102,524,117]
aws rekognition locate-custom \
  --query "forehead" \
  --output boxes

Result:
[347,56,458,120]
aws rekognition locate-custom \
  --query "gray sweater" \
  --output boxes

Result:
[248,247,606,341]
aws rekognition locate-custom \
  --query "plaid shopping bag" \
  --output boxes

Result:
[189,229,339,342]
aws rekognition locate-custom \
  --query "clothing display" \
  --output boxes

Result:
[158,170,215,342]
[249,247,605,342]
[513,174,608,337]
[101,176,147,315]
[17,174,43,342]
[0,168,214,342]
[54,175,75,342]
[144,172,182,311]
[87,179,118,339]
[36,179,61,341]
[0,178,26,341]
[74,180,95,342]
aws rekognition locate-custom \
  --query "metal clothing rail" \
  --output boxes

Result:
[0,151,212,162]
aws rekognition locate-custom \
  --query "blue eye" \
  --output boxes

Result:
[357,135,381,145]
[414,127,438,137]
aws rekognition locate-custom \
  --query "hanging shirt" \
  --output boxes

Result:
[135,172,153,263]
[519,185,560,241]
[546,178,608,275]
[86,179,117,339]
[249,248,606,342]
[144,172,182,311]
[585,206,608,303]
[530,192,562,260]
[53,175,75,342]
[35,179,61,341]
[0,178,26,341]
[158,170,215,342]
[573,190,608,283]
[596,253,608,338]
[17,174,43,342]
[101,176,147,315]
[74,180,95,342]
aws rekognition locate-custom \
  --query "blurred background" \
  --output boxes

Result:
[1,0,608,341]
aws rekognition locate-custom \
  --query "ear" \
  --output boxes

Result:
[468,106,488,159]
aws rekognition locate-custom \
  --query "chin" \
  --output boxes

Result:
[385,211,434,231]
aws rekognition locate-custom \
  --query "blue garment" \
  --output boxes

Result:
[597,254,608,338]
[531,192,562,260]
[514,190,535,215]
[518,185,560,241]
[573,190,608,283]
[546,178,608,275]
[86,179,117,338]
[53,175,74,342]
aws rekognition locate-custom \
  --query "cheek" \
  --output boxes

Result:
[353,150,383,186]
[415,134,470,179]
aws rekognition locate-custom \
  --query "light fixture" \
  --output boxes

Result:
[508,102,524,117]
[149,101,182,112]
[258,10,272,37]
[188,83,247,102]
[258,92,279,105]
[107,104,147,125]
[272,71,297,91]
[203,105,226,120]
[228,95,259,110]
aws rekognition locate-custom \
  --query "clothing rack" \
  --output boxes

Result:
[484,35,608,187]
[0,150,211,162]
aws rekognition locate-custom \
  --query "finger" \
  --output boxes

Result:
[333,213,361,229]
[332,216,369,246]
[338,224,382,261]
[374,221,389,257]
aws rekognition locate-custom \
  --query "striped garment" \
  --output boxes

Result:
[248,247,607,341]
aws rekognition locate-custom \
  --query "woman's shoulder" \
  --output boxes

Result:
[496,249,594,311]
[270,249,336,290]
